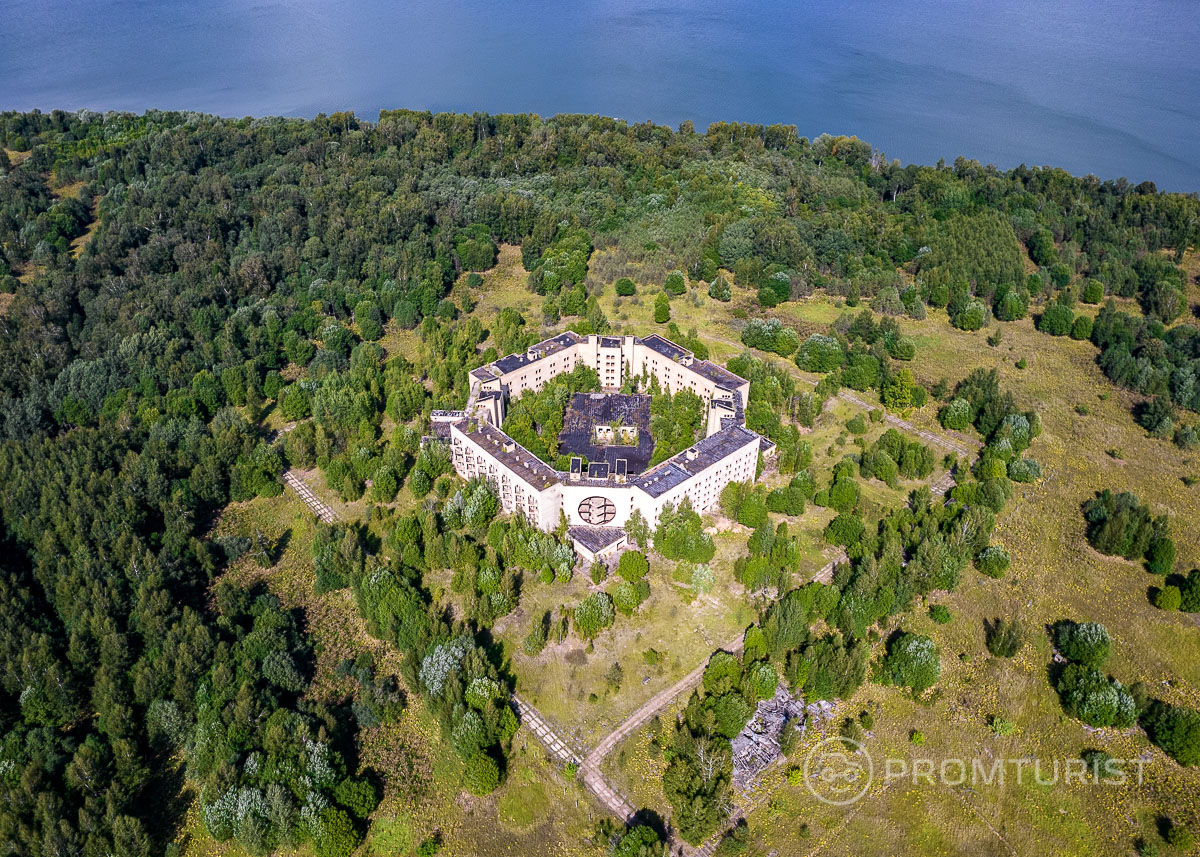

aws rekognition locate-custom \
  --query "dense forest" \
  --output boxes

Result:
[0,108,1198,856]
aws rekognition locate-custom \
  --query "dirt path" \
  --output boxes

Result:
[283,470,339,523]
[582,632,746,771]
[513,693,638,821]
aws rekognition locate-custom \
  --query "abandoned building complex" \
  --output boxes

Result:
[431,332,773,561]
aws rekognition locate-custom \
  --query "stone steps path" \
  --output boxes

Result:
[283,470,339,523]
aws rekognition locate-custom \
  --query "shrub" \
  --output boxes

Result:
[929,605,952,624]
[939,398,972,431]
[615,277,636,296]
[1007,457,1042,483]
[617,550,649,582]
[846,414,867,435]
[975,545,1011,578]
[1083,490,1168,561]
[827,477,860,513]
[953,300,990,331]
[463,752,500,795]
[1038,302,1074,336]
[1155,586,1182,611]
[574,592,615,639]
[1145,536,1176,576]
[1070,315,1093,340]
[314,808,363,857]
[654,292,670,323]
[796,334,844,372]
[985,617,1024,658]
[523,611,549,656]
[334,777,379,819]
[1181,570,1200,612]
[708,276,731,301]
[1167,823,1196,851]
[612,580,650,615]
[664,270,687,296]
[1055,664,1135,728]
[824,513,865,546]
[615,826,666,857]
[1055,621,1112,667]
[881,632,940,694]
[1144,703,1200,766]
[1081,279,1104,303]
[990,716,1016,736]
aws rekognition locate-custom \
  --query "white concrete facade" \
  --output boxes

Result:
[452,332,768,551]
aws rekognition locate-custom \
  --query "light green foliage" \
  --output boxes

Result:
[574,592,615,639]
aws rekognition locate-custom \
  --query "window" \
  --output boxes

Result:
[578,496,616,525]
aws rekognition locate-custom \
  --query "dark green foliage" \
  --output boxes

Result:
[615,277,636,296]
[664,270,687,296]
[654,292,671,323]
[1055,620,1112,668]
[1092,303,1200,418]
[649,388,705,465]
[789,633,868,701]
[1143,702,1200,766]
[653,498,715,563]
[529,228,591,294]
[463,752,501,795]
[1180,569,1200,613]
[1038,302,1075,336]
[618,550,649,582]
[1154,585,1182,611]
[1055,663,1135,728]
[985,617,1024,657]
[975,545,1011,578]
[614,825,666,857]
[455,224,498,272]
[1070,314,1093,340]
[665,645,769,844]
[795,334,844,372]
[741,318,799,356]
[859,428,936,486]
[1082,489,1169,564]
[336,654,406,728]
[501,363,601,464]
[916,210,1025,303]
[824,513,865,547]
[881,632,941,694]
[708,276,731,302]
[574,592,615,639]
[313,522,365,594]
[334,777,380,819]
[929,604,952,624]
[0,107,1184,853]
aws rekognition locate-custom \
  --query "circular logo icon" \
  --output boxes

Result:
[803,736,873,805]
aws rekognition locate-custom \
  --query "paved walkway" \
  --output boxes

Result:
[282,470,339,523]
[583,632,746,771]
[513,693,638,821]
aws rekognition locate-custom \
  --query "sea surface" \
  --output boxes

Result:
[2,0,1198,190]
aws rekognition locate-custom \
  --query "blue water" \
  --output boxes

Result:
[2,0,1198,190]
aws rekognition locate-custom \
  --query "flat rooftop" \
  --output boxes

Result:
[641,334,691,362]
[632,424,760,497]
[559,392,655,475]
[487,331,583,376]
[462,422,560,490]
[690,359,745,389]
[567,525,626,555]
